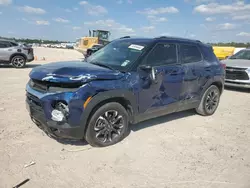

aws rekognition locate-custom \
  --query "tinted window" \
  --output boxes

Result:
[0,41,11,48]
[10,42,18,47]
[201,45,218,62]
[145,43,177,66]
[180,44,202,64]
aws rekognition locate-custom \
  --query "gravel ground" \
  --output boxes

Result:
[0,48,250,188]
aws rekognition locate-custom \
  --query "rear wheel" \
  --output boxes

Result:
[11,55,26,68]
[85,102,129,147]
[196,85,221,116]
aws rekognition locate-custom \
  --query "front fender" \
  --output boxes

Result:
[80,89,137,133]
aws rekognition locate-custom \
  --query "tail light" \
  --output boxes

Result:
[24,48,33,54]
[220,62,226,69]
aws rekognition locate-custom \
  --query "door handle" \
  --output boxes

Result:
[204,66,211,70]
[170,70,178,75]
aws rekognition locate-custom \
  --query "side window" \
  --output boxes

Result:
[0,41,11,48]
[145,43,177,66]
[10,42,18,47]
[180,44,202,64]
[200,45,218,62]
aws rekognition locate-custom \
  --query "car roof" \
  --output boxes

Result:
[117,36,203,45]
[0,39,18,44]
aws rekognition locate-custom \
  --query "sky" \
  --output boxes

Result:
[0,0,250,43]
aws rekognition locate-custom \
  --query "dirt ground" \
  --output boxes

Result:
[0,48,250,188]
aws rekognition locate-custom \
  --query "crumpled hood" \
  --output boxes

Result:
[29,61,124,83]
[221,59,250,68]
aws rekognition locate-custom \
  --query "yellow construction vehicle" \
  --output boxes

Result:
[75,30,110,53]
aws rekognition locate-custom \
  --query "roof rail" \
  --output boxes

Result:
[154,36,168,39]
[120,36,130,39]
[154,36,201,43]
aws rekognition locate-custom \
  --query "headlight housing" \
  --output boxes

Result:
[246,68,250,74]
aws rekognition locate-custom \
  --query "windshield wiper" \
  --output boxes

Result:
[91,61,116,71]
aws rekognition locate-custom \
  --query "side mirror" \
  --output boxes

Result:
[139,64,152,71]
[138,64,157,83]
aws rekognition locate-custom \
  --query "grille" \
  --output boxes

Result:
[225,67,249,80]
[26,92,43,112]
[29,79,82,93]
[29,79,48,92]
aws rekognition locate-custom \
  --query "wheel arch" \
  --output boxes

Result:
[9,53,27,62]
[80,89,138,134]
[201,77,224,99]
[212,81,223,94]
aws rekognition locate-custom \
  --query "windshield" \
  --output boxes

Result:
[86,39,150,71]
[229,50,250,60]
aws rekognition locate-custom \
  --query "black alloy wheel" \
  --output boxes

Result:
[196,85,221,116]
[94,110,125,143]
[205,89,219,114]
[85,102,129,147]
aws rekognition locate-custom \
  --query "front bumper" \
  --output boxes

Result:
[27,56,35,62]
[225,80,250,89]
[25,84,88,140]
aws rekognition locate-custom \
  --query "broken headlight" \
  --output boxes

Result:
[51,102,69,122]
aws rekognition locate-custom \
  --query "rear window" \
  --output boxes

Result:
[0,41,12,48]
[10,42,19,47]
[180,44,202,64]
[201,45,218,62]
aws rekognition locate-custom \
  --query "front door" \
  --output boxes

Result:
[138,42,184,117]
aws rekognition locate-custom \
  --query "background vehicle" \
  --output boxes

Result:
[26,36,225,147]
[84,44,104,58]
[0,39,34,68]
[222,48,250,88]
[66,43,75,49]
[75,30,110,53]
[213,46,235,60]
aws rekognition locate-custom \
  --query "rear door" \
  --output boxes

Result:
[179,43,209,105]
[0,41,14,61]
[138,42,185,115]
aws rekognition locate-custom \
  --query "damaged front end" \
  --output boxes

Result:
[25,61,125,139]
[26,79,94,139]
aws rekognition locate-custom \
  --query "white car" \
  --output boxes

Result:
[222,48,250,89]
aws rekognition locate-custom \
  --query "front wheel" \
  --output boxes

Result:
[196,85,221,116]
[11,55,26,68]
[85,102,129,147]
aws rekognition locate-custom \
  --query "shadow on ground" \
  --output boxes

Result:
[225,86,250,93]
[0,64,42,69]
[54,110,196,146]
[56,138,89,146]
[131,109,196,132]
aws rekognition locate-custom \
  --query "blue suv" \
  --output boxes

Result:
[26,36,225,147]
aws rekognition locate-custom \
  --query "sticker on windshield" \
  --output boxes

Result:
[121,60,130,67]
[128,44,144,51]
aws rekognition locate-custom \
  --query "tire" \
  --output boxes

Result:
[85,102,129,147]
[196,85,221,116]
[11,55,26,68]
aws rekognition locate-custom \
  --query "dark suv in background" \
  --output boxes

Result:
[0,39,34,68]
[26,36,225,147]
